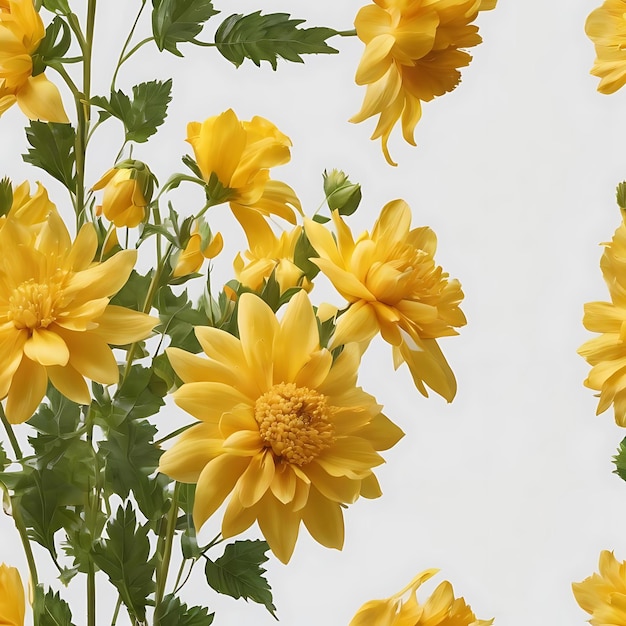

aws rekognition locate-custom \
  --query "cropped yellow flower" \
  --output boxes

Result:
[0,0,68,122]
[160,290,404,564]
[579,216,626,425]
[233,207,311,294]
[351,0,496,165]
[349,568,493,626]
[186,109,301,224]
[305,200,466,402]
[172,219,223,278]
[92,160,154,228]
[573,550,626,625]
[0,564,24,626]
[0,211,158,423]
[0,180,57,231]
[586,0,626,94]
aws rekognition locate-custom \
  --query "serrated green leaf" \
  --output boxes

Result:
[23,122,76,191]
[205,540,277,618]
[0,440,8,469]
[33,586,76,626]
[152,0,218,56]
[91,80,172,143]
[156,594,214,625]
[614,437,626,482]
[215,12,339,70]
[92,503,155,623]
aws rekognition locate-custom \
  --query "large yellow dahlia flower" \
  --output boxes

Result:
[159,290,404,564]
[573,550,626,625]
[305,199,466,402]
[579,216,626,425]
[186,109,301,224]
[0,564,24,626]
[349,568,493,626]
[351,0,496,165]
[0,0,68,122]
[586,0,626,94]
[0,211,158,423]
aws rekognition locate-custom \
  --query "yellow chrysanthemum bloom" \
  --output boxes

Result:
[172,219,223,278]
[573,550,626,625]
[351,0,496,165]
[159,290,404,564]
[586,0,626,94]
[579,215,626,426]
[349,568,493,626]
[0,0,68,122]
[186,109,301,224]
[0,180,58,231]
[233,207,311,294]
[305,199,465,402]
[0,564,24,626]
[0,211,158,423]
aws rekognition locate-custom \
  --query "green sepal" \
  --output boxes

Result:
[92,503,156,623]
[323,169,362,216]
[23,121,76,192]
[205,539,277,618]
[152,0,218,56]
[31,16,72,75]
[32,586,76,626]
[0,177,12,218]
[155,594,214,625]
[91,79,172,143]
[215,12,339,70]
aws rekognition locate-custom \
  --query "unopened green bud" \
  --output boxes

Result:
[323,169,362,216]
[0,178,12,218]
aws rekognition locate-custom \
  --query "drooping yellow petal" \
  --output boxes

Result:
[5,355,47,423]
[16,73,68,123]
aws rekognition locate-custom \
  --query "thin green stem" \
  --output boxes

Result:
[336,29,357,36]
[110,595,122,626]
[0,405,22,460]
[11,499,38,588]
[154,423,194,446]
[110,0,148,91]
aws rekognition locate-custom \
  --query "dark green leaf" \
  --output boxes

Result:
[152,0,218,56]
[0,177,11,217]
[91,80,172,143]
[23,122,76,191]
[110,269,153,312]
[215,12,339,70]
[32,16,71,74]
[92,503,155,623]
[33,586,76,626]
[0,440,8,470]
[312,213,330,224]
[293,229,320,280]
[156,594,214,625]
[614,437,626,482]
[205,540,277,618]
[42,0,71,13]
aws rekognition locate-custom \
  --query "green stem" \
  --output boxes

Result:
[110,595,122,626]
[0,404,22,460]
[85,407,101,626]
[11,499,38,588]
[154,422,194,447]
[336,29,357,36]
[110,0,148,91]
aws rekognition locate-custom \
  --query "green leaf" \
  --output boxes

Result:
[91,79,172,143]
[0,176,11,217]
[156,594,214,626]
[110,269,153,312]
[23,122,76,191]
[293,229,320,281]
[42,0,71,14]
[152,0,218,56]
[614,437,626,482]
[205,540,277,618]
[33,586,76,626]
[215,12,339,70]
[32,16,71,74]
[92,503,155,623]
[0,440,8,470]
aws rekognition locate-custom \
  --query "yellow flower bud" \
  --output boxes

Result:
[172,219,223,278]
[0,564,25,626]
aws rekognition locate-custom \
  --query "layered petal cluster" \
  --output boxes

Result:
[0,564,24,626]
[0,0,68,122]
[0,211,158,423]
[0,180,58,232]
[573,550,626,625]
[349,569,493,626]
[305,200,466,401]
[351,0,496,165]
[579,216,626,425]
[159,290,404,563]
[586,0,626,94]
[233,207,311,294]
[186,109,301,224]
[172,219,223,278]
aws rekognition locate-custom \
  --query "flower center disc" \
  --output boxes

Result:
[8,279,62,330]
[254,382,335,466]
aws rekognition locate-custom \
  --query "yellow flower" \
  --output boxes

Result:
[350,0,496,165]
[586,0,626,94]
[305,199,466,402]
[0,180,57,231]
[92,160,155,228]
[172,218,223,278]
[233,207,311,294]
[0,0,68,122]
[0,564,24,626]
[159,290,404,564]
[349,569,493,626]
[0,211,158,423]
[186,109,301,224]
[579,216,626,426]
[573,550,626,625]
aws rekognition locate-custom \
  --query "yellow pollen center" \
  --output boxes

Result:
[8,278,63,330]
[254,382,335,466]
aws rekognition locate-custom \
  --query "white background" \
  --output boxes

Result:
[2,1,626,624]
